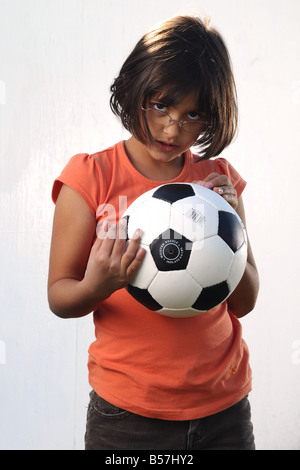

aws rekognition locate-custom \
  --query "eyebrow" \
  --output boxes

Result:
[148,95,202,113]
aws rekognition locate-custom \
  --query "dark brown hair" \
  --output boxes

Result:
[110,16,238,160]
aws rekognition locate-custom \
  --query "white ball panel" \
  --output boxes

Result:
[187,236,234,287]
[170,195,219,242]
[124,187,158,211]
[191,183,236,213]
[130,245,158,289]
[148,271,202,309]
[226,242,248,292]
[127,198,171,246]
[157,307,205,318]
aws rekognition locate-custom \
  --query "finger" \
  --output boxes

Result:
[222,193,238,210]
[214,186,238,210]
[96,219,110,240]
[124,247,146,283]
[110,219,128,258]
[93,220,110,253]
[100,223,118,256]
[203,172,219,182]
[222,193,236,202]
[213,184,236,196]
[117,217,128,240]
[121,229,143,269]
[209,174,230,188]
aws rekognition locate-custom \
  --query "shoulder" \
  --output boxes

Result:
[52,142,123,214]
[191,154,247,198]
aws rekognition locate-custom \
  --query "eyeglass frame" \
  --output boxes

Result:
[141,106,211,133]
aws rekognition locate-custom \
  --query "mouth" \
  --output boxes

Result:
[155,140,179,152]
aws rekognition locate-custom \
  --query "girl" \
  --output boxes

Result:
[48,16,259,450]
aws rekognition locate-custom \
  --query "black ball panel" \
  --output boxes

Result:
[218,211,245,253]
[192,281,229,311]
[126,285,162,311]
[152,183,195,204]
[150,229,192,271]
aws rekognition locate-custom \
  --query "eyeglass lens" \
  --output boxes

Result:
[145,108,206,133]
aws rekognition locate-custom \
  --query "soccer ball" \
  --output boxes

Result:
[123,183,247,318]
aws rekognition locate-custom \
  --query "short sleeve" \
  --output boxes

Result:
[52,153,102,215]
[215,158,246,199]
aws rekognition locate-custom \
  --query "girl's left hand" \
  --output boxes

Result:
[194,172,238,211]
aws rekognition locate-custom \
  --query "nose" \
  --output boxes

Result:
[162,119,181,139]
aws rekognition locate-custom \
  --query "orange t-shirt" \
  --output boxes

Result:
[52,140,251,420]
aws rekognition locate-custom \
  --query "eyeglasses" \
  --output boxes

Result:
[141,106,210,134]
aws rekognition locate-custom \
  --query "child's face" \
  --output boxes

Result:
[143,91,206,163]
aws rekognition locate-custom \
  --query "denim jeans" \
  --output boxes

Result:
[85,390,255,450]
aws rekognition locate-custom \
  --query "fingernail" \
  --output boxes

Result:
[108,224,117,238]
[138,247,146,257]
[119,218,127,228]
[132,229,143,240]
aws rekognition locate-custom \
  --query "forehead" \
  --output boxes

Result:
[149,89,200,110]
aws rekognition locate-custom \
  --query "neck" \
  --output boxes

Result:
[124,137,185,181]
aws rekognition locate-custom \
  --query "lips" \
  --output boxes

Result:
[155,140,179,152]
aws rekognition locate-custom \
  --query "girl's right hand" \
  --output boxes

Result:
[82,219,146,302]
[48,185,146,318]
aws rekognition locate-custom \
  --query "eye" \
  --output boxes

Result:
[152,103,167,113]
[186,111,201,121]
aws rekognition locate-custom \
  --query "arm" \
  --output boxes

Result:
[195,173,259,318]
[47,184,145,319]
[226,196,259,318]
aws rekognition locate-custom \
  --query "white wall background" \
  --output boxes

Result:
[0,0,299,450]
